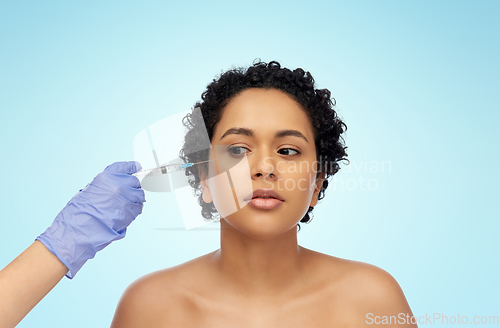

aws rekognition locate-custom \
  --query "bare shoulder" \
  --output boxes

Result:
[110,251,217,328]
[302,248,416,326]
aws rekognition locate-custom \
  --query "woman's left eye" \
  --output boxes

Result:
[278,148,301,156]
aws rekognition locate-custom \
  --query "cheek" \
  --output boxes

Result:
[272,171,316,223]
[277,161,317,193]
[206,151,253,218]
[207,173,239,217]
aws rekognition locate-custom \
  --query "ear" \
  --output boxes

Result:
[309,172,326,207]
[199,165,213,204]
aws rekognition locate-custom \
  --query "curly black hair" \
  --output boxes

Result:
[179,60,349,231]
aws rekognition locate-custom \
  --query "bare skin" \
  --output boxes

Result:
[111,88,416,327]
[111,246,416,327]
[0,240,68,328]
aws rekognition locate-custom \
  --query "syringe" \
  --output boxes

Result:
[133,159,214,179]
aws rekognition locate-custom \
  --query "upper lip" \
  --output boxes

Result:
[245,189,284,202]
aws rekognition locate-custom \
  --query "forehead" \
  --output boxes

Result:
[213,88,314,140]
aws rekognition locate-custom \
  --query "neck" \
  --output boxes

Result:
[211,219,305,297]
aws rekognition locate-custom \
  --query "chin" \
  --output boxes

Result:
[222,214,298,240]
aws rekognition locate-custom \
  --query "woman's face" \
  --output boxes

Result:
[200,88,324,239]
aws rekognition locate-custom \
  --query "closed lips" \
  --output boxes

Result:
[246,189,284,201]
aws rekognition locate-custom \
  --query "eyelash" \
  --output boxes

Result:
[227,146,301,157]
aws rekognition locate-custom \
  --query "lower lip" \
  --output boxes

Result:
[248,198,283,210]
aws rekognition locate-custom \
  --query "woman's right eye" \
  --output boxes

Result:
[227,146,249,157]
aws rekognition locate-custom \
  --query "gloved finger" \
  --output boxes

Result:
[129,202,144,219]
[121,185,146,204]
[105,161,142,174]
[116,173,142,189]
[114,203,143,231]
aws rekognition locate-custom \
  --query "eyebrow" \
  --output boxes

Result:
[219,127,309,143]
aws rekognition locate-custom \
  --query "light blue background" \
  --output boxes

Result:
[1,1,498,327]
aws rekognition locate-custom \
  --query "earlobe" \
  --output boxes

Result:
[199,167,213,204]
[309,173,325,207]
[201,184,213,203]
[309,186,320,207]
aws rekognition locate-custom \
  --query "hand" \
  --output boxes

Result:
[36,161,146,279]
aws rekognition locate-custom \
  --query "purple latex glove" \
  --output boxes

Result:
[36,161,146,279]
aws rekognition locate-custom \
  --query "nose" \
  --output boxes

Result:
[249,148,278,180]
